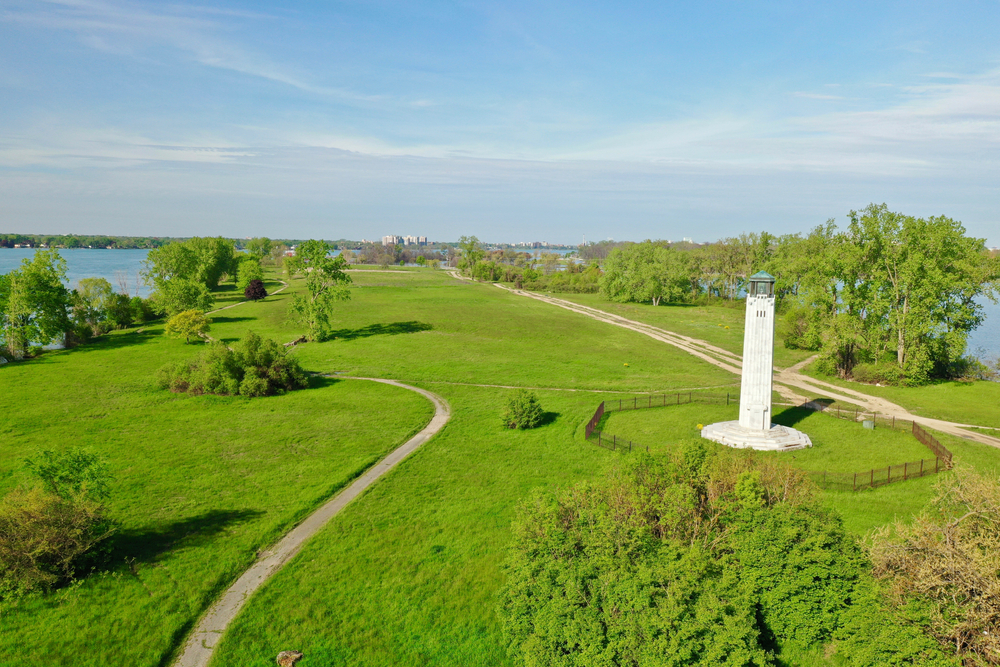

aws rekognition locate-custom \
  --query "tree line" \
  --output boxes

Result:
[453,206,999,386]
[595,206,999,385]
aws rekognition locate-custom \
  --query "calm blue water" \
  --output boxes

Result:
[0,248,152,297]
[1,247,997,358]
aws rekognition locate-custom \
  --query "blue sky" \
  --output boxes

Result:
[1,1,998,244]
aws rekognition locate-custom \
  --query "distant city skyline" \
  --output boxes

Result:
[1,1,998,246]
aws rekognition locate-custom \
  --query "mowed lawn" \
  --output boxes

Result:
[799,361,1000,430]
[0,317,432,666]
[212,270,740,394]
[0,268,737,666]
[212,385,613,667]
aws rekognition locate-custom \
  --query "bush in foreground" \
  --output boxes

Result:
[500,447,961,666]
[501,389,543,429]
[156,331,308,397]
[0,450,115,601]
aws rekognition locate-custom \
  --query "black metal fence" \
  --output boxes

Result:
[585,401,605,439]
[808,457,946,491]
[581,391,954,491]
[604,391,735,413]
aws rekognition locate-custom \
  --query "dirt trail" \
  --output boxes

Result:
[206,280,289,316]
[490,283,1000,448]
[173,379,449,667]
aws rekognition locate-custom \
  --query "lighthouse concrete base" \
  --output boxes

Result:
[701,421,812,452]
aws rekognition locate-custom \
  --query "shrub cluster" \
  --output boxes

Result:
[500,446,959,666]
[156,331,308,397]
[501,389,543,429]
[0,450,116,601]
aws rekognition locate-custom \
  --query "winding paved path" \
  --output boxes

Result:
[174,378,450,667]
[488,282,1000,448]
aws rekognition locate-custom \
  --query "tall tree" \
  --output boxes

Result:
[287,240,352,341]
[840,204,999,382]
[0,249,72,359]
[600,241,692,306]
[457,236,484,276]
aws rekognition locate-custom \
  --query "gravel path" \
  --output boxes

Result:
[173,378,450,667]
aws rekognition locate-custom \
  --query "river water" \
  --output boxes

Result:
[0,248,152,297]
[1,248,998,358]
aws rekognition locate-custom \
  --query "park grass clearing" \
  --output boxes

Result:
[0,313,433,666]
[3,267,995,665]
[210,270,740,393]
[211,385,613,666]
[799,360,1000,429]
[552,292,816,368]
[0,267,737,665]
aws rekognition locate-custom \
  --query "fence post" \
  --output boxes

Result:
[677,393,680,405]
[870,469,874,487]
[689,391,692,403]
[634,397,637,410]
[887,465,891,484]
[904,462,908,481]
[892,416,895,429]
[920,459,924,476]
[619,399,622,411]
[648,395,651,408]
[727,392,729,405]
[598,433,601,447]
[853,472,857,492]
[855,406,859,420]
[663,394,666,406]
[936,458,939,473]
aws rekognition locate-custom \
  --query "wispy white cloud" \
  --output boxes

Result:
[792,92,844,100]
[1,0,380,101]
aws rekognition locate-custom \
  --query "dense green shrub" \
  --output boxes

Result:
[501,389,543,429]
[0,449,115,601]
[500,447,962,666]
[156,331,308,397]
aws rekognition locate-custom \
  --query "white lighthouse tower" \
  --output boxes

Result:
[701,271,812,451]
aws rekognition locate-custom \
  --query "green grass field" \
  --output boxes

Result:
[0,324,433,666]
[2,267,997,666]
[799,360,1000,429]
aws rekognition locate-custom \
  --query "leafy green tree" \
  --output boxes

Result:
[0,449,116,600]
[600,241,692,305]
[72,277,115,335]
[236,257,264,293]
[143,237,236,292]
[0,249,72,359]
[154,278,215,316]
[245,237,273,261]
[287,240,352,341]
[457,235,484,277]
[164,309,211,343]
